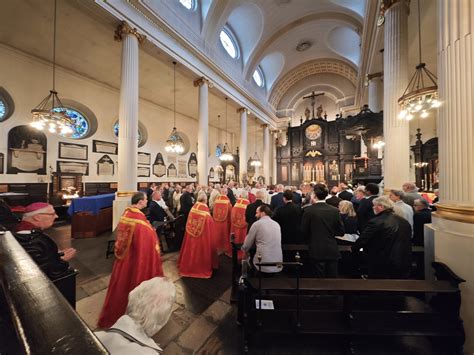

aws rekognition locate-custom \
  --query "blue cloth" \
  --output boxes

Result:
[67,193,115,216]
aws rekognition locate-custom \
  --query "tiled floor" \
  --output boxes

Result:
[61,225,235,353]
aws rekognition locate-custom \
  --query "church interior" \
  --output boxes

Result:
[0,0,473,353]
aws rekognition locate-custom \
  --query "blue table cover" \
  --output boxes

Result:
[67,193,115,216]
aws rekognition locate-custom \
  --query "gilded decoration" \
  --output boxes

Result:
[114,21,146,44]
[305,124,322,140]
[433,204,474,224]
[193,77,214,88]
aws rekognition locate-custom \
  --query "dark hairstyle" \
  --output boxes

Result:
[365,183,380,196]
[314,183,329,200]
[283,190,293,201]
[131,192,146,205]
[257,204,272,217]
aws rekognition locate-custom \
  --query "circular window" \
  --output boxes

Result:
[0,87,15,122]
[253,66,265,87]
[219,28,239,59]
[52,107,90,139]
[178,0,195,10]
[113,121,148,147]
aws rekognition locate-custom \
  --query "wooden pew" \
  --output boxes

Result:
[0,231,107,354]
[237,260,465,354]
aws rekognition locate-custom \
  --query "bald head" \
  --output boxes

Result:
[255,190,265,200]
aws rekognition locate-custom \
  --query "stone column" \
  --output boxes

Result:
[382,0,410,190]
[262,124,270,184]
[272,131,278,184]
[368,73,383,113]
[193,77,212,186]
[427,2,474,352]
[238,108,248,184]
[113,21,145,229]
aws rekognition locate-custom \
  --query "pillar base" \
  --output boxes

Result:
[427,216,474,353]
[113,194,132,230]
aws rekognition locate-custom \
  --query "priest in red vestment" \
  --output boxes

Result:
[227,191,250,258]
[213,186,233,254]
[98,192,164,329]
[178,193,218,278]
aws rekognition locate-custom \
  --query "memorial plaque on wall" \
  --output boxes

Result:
[138,152,150,165]
[178,160,187,178]
[7,125,47,174]
[167,163,177,178]
[93,140,118,155]
[137,166,150,177]
[153,153,166,177]
[97,155,114,176]
[188,152,197,177]
[209,167,214,179]
[0,153,3,174]
[57,161,89,175]
[59,142,88,160]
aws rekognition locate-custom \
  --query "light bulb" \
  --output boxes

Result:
[420,111,429,118]
[398,110,407,119]
[406,113,414,120]
[414,104,423,111]
[432,100,441,108]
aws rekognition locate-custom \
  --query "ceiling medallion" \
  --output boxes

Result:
[296,41,312,52]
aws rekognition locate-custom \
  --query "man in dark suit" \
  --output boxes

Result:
[148,191,174,225]
[353,196,412,279]
[413,198,432,246]
[245,190,266,232]
[357,183,379,233]
[270,184,285,211]
[272,189,303,244]
[326,186,342,208]
[179,184,195,218]
[227,182,237,206]
[301,184,345,278]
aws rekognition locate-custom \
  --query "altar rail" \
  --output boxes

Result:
[0,231,107,354]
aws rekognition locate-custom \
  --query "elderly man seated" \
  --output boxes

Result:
[95,277,176,354]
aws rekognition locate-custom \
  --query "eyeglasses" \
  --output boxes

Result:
[39,212,57,216]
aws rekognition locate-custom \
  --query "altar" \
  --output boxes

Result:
[276,107,384,186]
[68,193,115,238]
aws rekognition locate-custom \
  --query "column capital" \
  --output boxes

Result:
[193,77,214,88]
[367,72,383,80]
[237,107,249,114]
[261,124,269,128]
[114,21,146,44]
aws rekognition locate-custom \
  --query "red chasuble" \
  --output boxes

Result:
[227,198,250,257]
[212,194,232,253]
[178,202,217,278]
[97,207,163,328]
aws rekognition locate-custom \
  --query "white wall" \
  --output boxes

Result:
[0,44,218,186]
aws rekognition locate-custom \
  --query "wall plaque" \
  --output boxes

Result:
[7,125,47,174]
[153,153,166,177]
[188,152,197,177]
[59,142,88,160]
[97,155,114,176]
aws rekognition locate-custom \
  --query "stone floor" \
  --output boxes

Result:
[60,226,237,354]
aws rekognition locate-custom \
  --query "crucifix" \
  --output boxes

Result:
[303,91,324,119]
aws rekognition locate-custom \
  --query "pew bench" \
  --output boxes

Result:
[237,261,465,354]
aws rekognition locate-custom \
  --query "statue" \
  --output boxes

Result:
[304,107,311,120]
[316,105,323,119]
[329,160,339,181]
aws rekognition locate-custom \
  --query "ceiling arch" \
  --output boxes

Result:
[270,59,358,109]
[244,11,362,81]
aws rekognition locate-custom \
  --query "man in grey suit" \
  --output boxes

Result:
[301,183,345,278]
[242,204,283,274]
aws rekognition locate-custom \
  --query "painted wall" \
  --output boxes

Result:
[0,44,227,186]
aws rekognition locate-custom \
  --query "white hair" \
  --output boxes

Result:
[126,277,176,337]
[373,196,394,211]
[197,192,208,203]
[240,189,249,199]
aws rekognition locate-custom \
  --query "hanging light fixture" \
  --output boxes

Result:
[398,0,440,121]
[220,98,234,161]
[30,0,74,135]
[250,118,261,167]
[165,61,185,154]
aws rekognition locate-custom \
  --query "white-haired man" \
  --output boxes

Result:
[352,196,412,279]
[95,277,176,354]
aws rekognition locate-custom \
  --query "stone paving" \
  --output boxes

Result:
[67,228,235,354]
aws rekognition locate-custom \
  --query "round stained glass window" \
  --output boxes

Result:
[219,28,238,59]
[53,107,90,139]
[0,100,5,120]
[113,121,144,146]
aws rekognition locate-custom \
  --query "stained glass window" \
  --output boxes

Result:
[53,107,90,139]
[113,121,143,146]
[220,28,238,59]
[0,100,5,121]
[179,0,195,10]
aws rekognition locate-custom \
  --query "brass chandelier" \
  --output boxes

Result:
[219,98,234,161]
[30,0,74,135]
[398,0,440,121]
[165,61,185,154]
[250,117,261,167]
